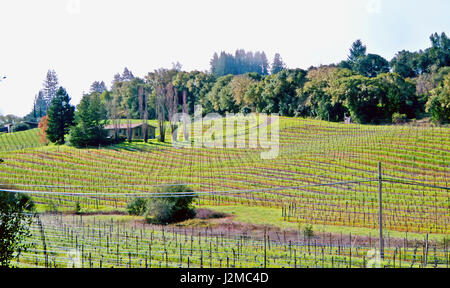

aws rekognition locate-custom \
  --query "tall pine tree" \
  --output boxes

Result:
[46,87,75,144]
[271,53,286,74]
[42,70,59,110]
[347,40,367,67]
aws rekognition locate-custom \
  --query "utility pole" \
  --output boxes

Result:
[378,162,384,260]
[264,228,267,268]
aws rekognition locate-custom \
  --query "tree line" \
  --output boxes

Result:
[16,31,450,147]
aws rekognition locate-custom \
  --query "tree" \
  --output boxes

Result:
[69,93,108,147]
[42,70,59,110]
[332,75,383,124]
[0,190,35,268]
[122,67,135,81]
[229,75,255,107]
[138,86,149,143]
[38,116,49,145]
[342,41,389,78]
[90,81,107,94]
[390,50,420,78]
[354,54,390,78]
[427,32,450,70]
[46,87,75,144]
[145,185,196,224]
[155,85,167,142]
[148,68,178,142]
[210,50,270,77]
[150,69,171,142]
[332,73,418,124]
[23,90,46,123]
[207,75,236,113]
[112,73,122,88]
[126,198,148,216]
[271,53,286,74]
[0,115,22,127]
[299,66,353,121]
[166,82,179,142]
[256,69,307,116]
[426,74,450,124]
[347,40,367,67]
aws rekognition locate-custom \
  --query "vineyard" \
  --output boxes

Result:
[0,129,43,152]
[0,117,449,268]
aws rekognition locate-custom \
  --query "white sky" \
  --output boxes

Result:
[0,0,449,116]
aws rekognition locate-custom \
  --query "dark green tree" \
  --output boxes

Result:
[69,93,108,147]
[347,40,367,67]
[427,32,450,70]
[354,54,390,78]
[46,87,75,144]
[0,190,35,268]
[390,50,420,78]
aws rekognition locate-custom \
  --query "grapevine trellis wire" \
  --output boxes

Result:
[14,213,450,268]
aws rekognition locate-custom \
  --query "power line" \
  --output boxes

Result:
[0,178,379,198]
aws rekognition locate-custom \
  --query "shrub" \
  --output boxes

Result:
[12,122,31,132]
[146,199,175,224]
[46,201,58,214]
[74,202,82,215]
[196,209,227,219]
[303,224,314,238]
[145,185,197,224]
[126,198,148,216]
[0,191,35,267]
[392,113,407,124]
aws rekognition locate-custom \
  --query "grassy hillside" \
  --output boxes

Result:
[0,129,44,152]
[1,117,448,233]
[1,117,449,268]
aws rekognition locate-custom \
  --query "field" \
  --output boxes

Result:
[0,117,449,268]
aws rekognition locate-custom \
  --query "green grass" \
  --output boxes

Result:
[203,204,448,242]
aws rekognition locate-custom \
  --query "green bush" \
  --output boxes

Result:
[126,198,148,216]
[146,199,175,224]
[392,113,407,124]
[74,202,82,215]
[303,224,314,238]
[0,191,35,267]
[145,185,197,225]
[12,123,31,132]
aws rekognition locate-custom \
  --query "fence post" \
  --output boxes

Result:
[378,162,384,260]
[264,228,267,268]
[37,216,48,268]
[424,234,429,267]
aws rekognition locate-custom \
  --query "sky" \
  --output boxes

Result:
[0,0,449,117]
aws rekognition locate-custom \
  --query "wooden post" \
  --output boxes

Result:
[264,228,267,268]
[378,162,384,260]
[424,234,429,267]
